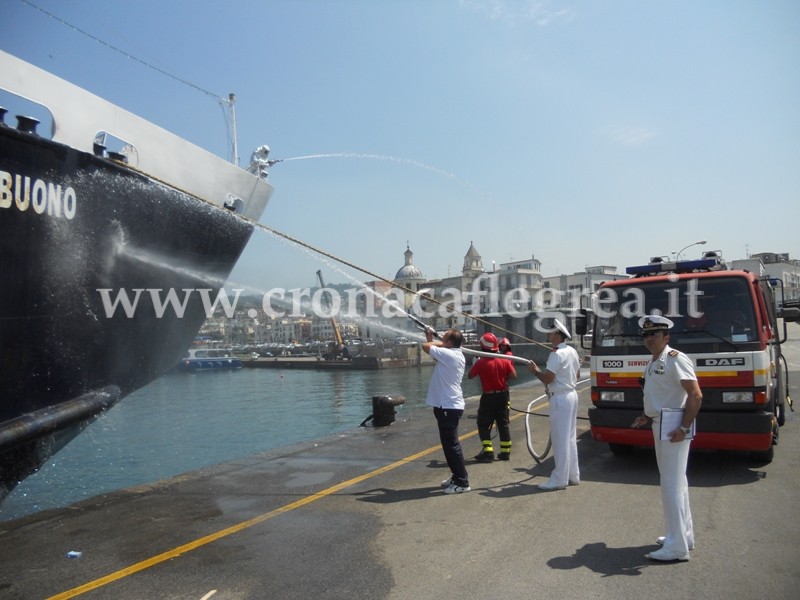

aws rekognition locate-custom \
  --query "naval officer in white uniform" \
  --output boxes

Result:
[631,315,703,562]
[528,318,581,491]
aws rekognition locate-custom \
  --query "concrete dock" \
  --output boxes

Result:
[1,376,799,599]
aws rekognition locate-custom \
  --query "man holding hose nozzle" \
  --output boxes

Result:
[527,319,581,491]
[423,327,471,494]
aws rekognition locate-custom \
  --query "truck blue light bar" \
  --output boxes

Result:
[626,257,722,275]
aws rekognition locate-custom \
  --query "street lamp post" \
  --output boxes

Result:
[673,240,707,261]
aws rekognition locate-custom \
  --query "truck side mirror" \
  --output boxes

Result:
[778,306,800,323]
[575,309,589,335]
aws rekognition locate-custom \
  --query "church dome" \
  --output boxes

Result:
[394,245,425,282]
[395,264,424,280]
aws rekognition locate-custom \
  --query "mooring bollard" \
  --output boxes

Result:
[370,394,406,427]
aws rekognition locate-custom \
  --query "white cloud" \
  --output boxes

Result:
[608,125,657,146]
[460,0,574,27]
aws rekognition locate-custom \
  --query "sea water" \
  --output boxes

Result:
[0,366,485,522]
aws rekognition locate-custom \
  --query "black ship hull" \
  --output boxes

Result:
[0,52,273,498]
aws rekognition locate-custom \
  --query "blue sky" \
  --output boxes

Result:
[3,0,799,291]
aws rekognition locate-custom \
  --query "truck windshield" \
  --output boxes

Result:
[593,277,758,352]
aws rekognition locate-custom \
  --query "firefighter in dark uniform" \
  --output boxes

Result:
[469,333,517,461]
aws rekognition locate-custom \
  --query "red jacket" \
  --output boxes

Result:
[468,356,516,392]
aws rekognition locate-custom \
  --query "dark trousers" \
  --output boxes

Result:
[433,407,468,487]
[477,391,511,449]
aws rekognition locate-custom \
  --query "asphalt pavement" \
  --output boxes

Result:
[1,345,799,600]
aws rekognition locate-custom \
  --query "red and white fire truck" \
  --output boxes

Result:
[577,254,798,462]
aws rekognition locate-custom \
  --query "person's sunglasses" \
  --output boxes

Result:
[641,331,663,338]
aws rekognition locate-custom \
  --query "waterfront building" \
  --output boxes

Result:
[490,255,544,313]
[310,316,359,342]
[251,318,273,344]
[415,241,485,335]
[271,318,311,344]
[731,252,800,302]
[541,265,628,311]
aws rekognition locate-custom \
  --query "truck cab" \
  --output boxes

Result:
[580,255,797,462]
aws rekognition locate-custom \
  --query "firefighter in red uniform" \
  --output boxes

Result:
[469,333,518,461]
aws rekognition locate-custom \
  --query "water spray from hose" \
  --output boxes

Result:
[405,311,533,365]
[251,221,550,351]
[117,155,553,350]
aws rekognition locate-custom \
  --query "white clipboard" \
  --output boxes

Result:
[660,408,695,440]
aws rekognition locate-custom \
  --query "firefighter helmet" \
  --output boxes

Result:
[480,333,499,351]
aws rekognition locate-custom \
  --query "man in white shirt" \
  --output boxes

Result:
[423,328,470,494]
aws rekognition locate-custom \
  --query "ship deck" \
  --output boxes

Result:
[1,380,799,599]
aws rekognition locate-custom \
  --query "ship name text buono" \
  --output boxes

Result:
[0,170,77,220]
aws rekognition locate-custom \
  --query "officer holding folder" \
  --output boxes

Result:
[631,315,703,562]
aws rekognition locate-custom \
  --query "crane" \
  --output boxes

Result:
[316,270,347,360]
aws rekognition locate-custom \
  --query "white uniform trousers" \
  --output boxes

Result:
[547,389,579,486]
[651,422,694,554]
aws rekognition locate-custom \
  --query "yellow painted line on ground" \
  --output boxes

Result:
[48,421,489,599]
[48,390,557,599]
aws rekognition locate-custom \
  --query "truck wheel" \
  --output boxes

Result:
[752,421,779,464]
[751,445,774,464]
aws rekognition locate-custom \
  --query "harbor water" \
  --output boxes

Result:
[1,365,485,522]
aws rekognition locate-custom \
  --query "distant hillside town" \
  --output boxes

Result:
[197,244,800,349]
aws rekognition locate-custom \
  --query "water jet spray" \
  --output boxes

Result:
[250,220,551,352]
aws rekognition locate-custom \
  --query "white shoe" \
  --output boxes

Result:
[656,536,695,550]
[646,547,690,562]
[537,481,566,491]
[443,483,471,494]
[441,477,454,488]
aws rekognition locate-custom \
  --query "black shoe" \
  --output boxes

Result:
[474,451,495,462]
[497,453,510,461]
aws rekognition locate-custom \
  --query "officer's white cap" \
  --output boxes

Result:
[553,319,571,339]
[638,315,674,331]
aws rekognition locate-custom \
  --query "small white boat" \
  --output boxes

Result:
[176,348,243,372]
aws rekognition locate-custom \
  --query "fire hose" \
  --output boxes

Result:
[407,314,590,462]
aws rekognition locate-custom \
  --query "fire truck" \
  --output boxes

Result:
[576,254,799,462]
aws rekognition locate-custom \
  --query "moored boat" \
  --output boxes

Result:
[0,51,274,499]
[176,348,244,371]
